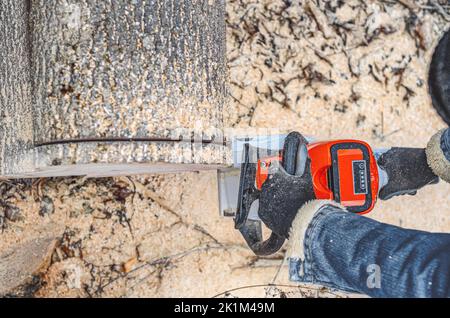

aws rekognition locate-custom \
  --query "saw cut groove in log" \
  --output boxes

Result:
[34,137,227,147]
[0,0,229,178]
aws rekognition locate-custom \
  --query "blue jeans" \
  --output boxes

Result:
[442,128,450,160]
[289,206,450,297]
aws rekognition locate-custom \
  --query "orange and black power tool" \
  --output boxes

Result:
[255,140,380,214]
[218,134,438,255]
[220,135,388,256]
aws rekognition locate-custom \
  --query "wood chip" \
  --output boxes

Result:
[307,2,335,39]
[416,16,434,50]
[0,236,57,295]
[122,257,138,273]
[397,0,420,11]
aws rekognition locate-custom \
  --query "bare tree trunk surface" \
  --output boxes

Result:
[1,0,229,178]
[0,0,34,176]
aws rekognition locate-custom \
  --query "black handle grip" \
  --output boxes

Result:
[235,144,285,255]
[282,131,308,175]
[236,132,308,255]
[238,220,286,256]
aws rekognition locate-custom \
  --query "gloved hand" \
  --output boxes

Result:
[257,132,316,239]
[378,127,450,200]
[377,147,439,200]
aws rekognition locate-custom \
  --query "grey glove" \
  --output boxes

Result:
[378,147,439,200]
[258,132,316,239]
[378,128,450,200]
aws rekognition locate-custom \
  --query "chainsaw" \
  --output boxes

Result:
[217,134,438,255]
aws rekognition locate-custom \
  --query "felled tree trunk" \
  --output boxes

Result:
[1,0,229,178]
[0,0,34,176]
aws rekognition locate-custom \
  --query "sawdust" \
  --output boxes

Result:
[1,0,450,297]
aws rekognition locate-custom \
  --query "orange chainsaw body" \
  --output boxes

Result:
[256,140,379,214]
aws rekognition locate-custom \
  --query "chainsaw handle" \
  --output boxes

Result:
[236,132,307,255]
[282,132,308,175]
[235,144,286,255]
[238,220,285,256]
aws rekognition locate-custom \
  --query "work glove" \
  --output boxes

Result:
[378,127,450,200]
[377,147,439,200]
[257,132,316,239]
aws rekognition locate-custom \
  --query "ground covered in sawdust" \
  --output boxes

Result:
[1,0,449,298]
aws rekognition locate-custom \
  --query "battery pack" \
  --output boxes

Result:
[307,140,379,214]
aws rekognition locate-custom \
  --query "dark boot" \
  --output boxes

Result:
[429,29,450,125]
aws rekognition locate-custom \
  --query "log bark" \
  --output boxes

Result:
[0,0,229,178]
[0,0,34,176]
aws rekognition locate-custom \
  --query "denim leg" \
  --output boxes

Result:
[289,205,450,297]
[441,128,450,161]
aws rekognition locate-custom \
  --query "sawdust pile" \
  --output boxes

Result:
[1,0,449,297]
[226,0,448,143]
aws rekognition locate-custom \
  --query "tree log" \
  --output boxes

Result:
[0,0,34,176]
[0,0,229,178]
